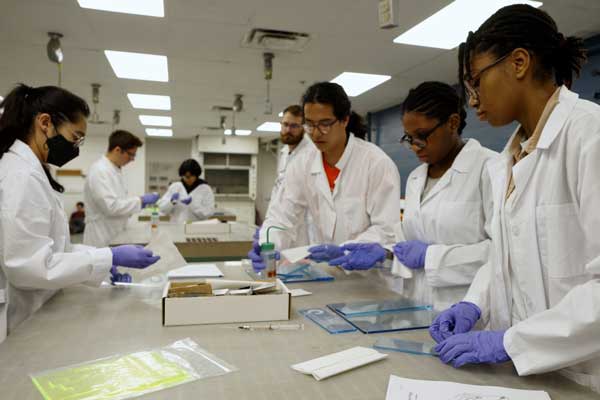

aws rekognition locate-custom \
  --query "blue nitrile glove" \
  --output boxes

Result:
[328,243,386,270]
[181,197,192,205]
[308,244,344,263]
[435,330,510,368]
[110,265,132,285]
[111,245,160,269]
[429,301,481,343]
[141,192,160,208]
[392,240,429,269]
[170,192,180,203]
[247,228,280,272]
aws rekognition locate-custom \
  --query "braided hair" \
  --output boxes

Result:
[403,81,467,135]
[458,4,587,95]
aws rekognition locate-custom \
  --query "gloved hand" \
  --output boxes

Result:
[141,192,159,208]
[435,330,510,367]
[110,265,132,285]
[181,197,192,205]
[170,192,180,203]
[393,240,429,269]
[247,228,280,272]
[111,245,160,269]
[429,301,481,343]
[308,244,344,263]
[328,243,386,270]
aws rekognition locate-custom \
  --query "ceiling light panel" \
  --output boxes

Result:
[77,0,164,17]
[105,50,169,82]
[331,72,391,97]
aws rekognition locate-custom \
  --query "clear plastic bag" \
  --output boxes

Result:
[30,338,237,400]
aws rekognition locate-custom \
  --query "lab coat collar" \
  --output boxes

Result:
[9,139,46,176]
[500,86,578,156]
[335,133,356,171]
[101,155,122,173]
[450,138,482,174]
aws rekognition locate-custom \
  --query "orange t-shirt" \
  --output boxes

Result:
[323,158,340,192]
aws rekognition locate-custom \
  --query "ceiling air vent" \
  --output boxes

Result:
[242,28,310,52]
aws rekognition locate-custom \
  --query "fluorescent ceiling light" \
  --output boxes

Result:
[139,115,172,127]
[146,128,173,137]
[105,50,168,82]
[77,0,164,17]
[393,0,543,49]
[0,96,3,102]
[224,129,252,136]
[331,72,391,97]
[278,111,284,117]
[127,93,171,110]
[257,122,281,132]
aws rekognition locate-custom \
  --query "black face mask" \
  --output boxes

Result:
[46,134,79,167]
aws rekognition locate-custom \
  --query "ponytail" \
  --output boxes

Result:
[346,111,367,140]
[554,34,587,88]
[0,83,90,192]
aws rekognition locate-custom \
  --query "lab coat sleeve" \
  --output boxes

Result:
[88,168,142,217]
[504,121,600,376]
[424,160,493,287]
[350,156,401,244]
[157,184,176,214]
[189,185,215,220]
[1,173,113,290]
[260,158,308,250]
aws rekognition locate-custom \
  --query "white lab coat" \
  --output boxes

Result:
[0,140,112,344]
[157,181,215,224]
[395,139,496,311]
[260,134,401,249]
[265,134,318,246]
[463,86,600,392]
[83,156,142,247]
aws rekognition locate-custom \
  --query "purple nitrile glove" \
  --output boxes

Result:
[435,330,510,367]
[393,240,429,269]
[111,245,160,269]
[429,301,481,343]
[308,244,344,263]
[141,192,160,208]
[247,229,280,272]
[329,243,386,270]
[170,192,180,203]
[110,265,132,285]
[181,197,192,205]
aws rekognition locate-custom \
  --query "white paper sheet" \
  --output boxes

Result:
[388,222,413,279]
[167,263,224,279]
[291,347,387,381]
[281,246,311,263]
[290,288,312,297]
[190,219,220,225]
[385,375,551,400]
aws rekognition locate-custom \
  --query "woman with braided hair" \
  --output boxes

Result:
[429,4,600,393]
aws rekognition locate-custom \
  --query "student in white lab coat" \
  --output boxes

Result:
[83,130,159,247]
[339,82,496,311]
[428,5,600,393]
[0,84,160,343]
[157,159,215,223]
[249,82,401,271]
[265,104,317,246]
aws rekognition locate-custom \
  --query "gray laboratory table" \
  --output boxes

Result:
[1,265,598,400]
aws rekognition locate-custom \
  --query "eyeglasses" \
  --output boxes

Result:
[400,119,446,150]
[303,119,338,135]
[463,53,510,102]
[281,122,303,130]
[125,150,137,159]
[71,131,85,148]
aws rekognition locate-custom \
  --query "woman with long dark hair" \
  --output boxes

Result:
[0,84,159,343]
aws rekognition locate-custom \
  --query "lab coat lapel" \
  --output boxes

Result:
[420,168,452,206]
[310,153,336,240]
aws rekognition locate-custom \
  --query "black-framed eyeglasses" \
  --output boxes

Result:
[463,53,510,102]
[400,119,446,150]
[303,119,338,135]
[281,122,303,130]
[125,150,137,159]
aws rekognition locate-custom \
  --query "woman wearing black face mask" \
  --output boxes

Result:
[0,84,160,343]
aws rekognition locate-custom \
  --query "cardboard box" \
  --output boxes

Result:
[162,279,291,326]
[184,221,231,235]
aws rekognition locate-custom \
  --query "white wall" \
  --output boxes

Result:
[255,140,279,224]
[58,135,146,216]
[145,138,193,165]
